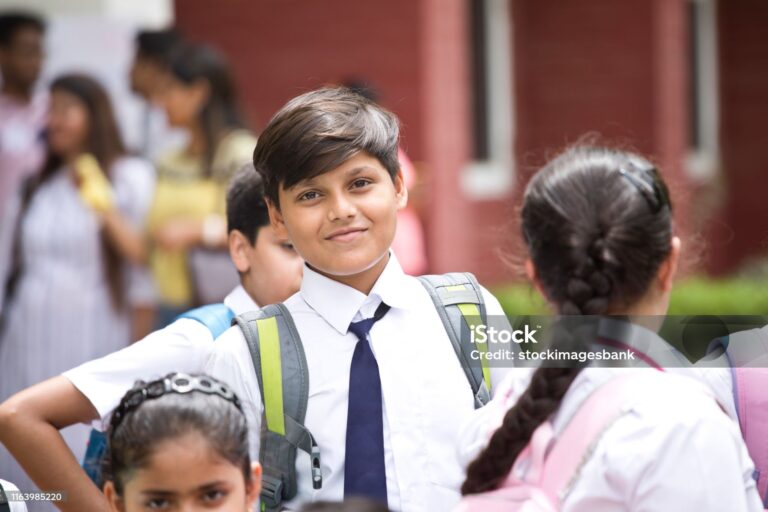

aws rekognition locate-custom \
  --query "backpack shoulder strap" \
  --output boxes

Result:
[418,272,492,408]
[539,372,714,502]
[0,481,10,512]
[234,304,321,512]
[177,303,235,339]
[708,332,768,507]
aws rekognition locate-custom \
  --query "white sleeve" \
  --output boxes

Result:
[204,325,263,463]
[62,318,214,427]
[575,396,763,512]
[454,367,533,471]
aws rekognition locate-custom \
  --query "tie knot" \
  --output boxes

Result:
[348,302,390,341]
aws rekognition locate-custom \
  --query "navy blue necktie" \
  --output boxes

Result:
[344,301,391,504]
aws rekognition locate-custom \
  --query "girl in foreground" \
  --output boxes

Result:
[103,373,260,512]
[457,147,761,511]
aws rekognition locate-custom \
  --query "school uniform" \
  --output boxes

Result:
[62,285,258,427]
[457,318,762,511]
[205,254,513,511]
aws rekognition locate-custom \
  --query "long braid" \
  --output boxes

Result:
[462,235,612,494]
[462,146,672,495]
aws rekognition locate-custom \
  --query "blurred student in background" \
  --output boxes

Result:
[0,11,47,218]
[128,27,186,160]
[0,74,154,502]
[124,28,185,339]
[148,42,256,327]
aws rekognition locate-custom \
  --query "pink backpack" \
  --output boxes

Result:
[455,372,711,512]
[709,331,768,508]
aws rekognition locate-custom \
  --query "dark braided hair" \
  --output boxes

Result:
[461,146,673,494]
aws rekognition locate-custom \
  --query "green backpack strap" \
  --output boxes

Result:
[234,304,322,512]
[418,272,494,408]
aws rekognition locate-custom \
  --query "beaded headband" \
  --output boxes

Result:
[109,373,243,433]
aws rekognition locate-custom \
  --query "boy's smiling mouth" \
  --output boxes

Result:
[325,226,368,243]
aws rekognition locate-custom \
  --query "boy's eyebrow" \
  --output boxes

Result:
[293,166,377,189]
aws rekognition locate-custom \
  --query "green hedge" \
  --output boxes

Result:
[493,277,768,316]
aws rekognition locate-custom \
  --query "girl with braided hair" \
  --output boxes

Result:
[103,373,261,512]
[457,147,761,510]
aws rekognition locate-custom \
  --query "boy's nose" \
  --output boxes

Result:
[327,193,358,221]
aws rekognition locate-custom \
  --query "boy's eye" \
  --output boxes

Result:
[350,178,372,189]
[281,242,295,252]
[298,190,320,201]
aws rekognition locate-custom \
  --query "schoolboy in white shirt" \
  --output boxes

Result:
[0,168,303,512]
[205,88,514,511]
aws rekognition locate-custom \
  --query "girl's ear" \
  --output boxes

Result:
[103,481,126,512]
[394,167,408,210]
[525,259,549,302]
[245,462,263,507]
[656,236,681,292]
[267,198,289,240]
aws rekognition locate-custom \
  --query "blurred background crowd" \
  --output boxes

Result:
[0,0,766,406]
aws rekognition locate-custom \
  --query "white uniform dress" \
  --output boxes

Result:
[457,320,763,512]
[0,157,154,511]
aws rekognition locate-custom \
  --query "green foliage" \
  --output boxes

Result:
[493,277,768,316]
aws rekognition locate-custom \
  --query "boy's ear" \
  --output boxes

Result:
[246,462,263,506]
[394,167,408,210]
[228,230,254,274]
[266,198,289,239]
[103,481,126,512]
[656,236,681,293]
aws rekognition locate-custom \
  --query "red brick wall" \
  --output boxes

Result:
[176,0,695,285]
[471,0,691,284]
[174,0,423,158]
[713,0,768,273]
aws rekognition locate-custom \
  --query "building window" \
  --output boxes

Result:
[462,0,515,199]
[686,0,720,181]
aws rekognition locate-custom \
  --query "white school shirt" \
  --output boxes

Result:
[457,321,762,512]
[63,285,258,428]
[205,254,513,511]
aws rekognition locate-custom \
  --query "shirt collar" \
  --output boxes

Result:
[598,317,690,367]
[300,252,416,335]
[223,285,260,315]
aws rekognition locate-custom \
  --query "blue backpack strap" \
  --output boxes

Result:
[418,272,504,408]
[82,303,235,488]
[82,428,109,489]
[234,304,320,512]
[177,303,236,339]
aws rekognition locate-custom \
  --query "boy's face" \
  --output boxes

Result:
[269,152,407,281]
[231,224,303,306]
[0,27,44,91]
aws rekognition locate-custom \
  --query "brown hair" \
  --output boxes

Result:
[252,87,400,207]
[4,74,128,312]
[462,146,674,494]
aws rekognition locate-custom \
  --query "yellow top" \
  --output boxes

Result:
[147,129,256,307]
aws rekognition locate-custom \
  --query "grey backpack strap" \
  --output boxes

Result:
[234,304,321,512]
[418,272,493,408]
